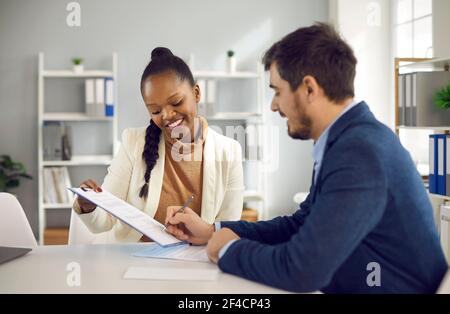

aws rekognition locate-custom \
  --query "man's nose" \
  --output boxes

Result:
[271,99,279,112]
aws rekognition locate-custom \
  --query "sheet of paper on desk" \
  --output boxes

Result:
[134,243,210,263]
[124,266,219,281]
[68,187,182,247]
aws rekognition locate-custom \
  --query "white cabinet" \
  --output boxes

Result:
[396,57,450,260]
[193,65,267,219]
[37,52,118,244]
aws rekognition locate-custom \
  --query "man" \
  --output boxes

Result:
[165,23,448,293]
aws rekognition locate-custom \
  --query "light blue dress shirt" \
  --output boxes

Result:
[312,100,359,184]
[216,100,359,260]
[214,222,237,258]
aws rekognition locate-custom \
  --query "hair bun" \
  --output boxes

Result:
[151,47,174,60]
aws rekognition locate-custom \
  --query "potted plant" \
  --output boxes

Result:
[0,155,33,194]
[72,57,84,74]
[226,50,236,73]
[434,82,450,110]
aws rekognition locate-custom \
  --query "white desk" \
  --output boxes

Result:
[0,244,288,293]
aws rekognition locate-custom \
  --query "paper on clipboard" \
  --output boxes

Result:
[68,187,183,247]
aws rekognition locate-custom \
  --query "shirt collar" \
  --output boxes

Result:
[312,100,360,164]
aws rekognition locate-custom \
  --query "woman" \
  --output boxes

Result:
[73,47,244,243]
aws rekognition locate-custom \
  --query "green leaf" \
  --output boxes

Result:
[0,177,6,191]
[434,83,450,109]
[18,173,33,180]
[1,155,13,168]
[72,57,83,65]
[0,155,32,190]
[6,179,19,188]
[0,155,11,162]
[12,162,25,172]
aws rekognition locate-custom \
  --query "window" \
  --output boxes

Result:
[393,0,433,58]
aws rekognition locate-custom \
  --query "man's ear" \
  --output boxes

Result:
[302,75,319,101]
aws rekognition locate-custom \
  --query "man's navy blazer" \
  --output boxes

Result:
[219,102,448,293]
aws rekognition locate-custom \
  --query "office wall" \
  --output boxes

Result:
[0,0,328,237]
[433,0,450,57]
[329,0,393,128]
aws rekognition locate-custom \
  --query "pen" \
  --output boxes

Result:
[164,194,194,229]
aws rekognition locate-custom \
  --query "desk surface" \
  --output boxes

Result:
[0,244,288,293]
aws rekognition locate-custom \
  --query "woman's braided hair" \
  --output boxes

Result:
[139,47,195,199]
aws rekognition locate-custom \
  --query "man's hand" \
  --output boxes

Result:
[165,206,214,245]
[206,228,240,264]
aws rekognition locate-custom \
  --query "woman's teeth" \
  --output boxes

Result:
[167,118,183,128]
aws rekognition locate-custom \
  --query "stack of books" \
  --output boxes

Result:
[43,167,73,204]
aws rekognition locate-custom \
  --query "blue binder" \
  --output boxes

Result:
[429,134,437,194]
[437,134,446,196]
[105,77,114,117]
[447,135,450,197]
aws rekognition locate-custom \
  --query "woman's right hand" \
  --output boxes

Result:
[76,179,102,214]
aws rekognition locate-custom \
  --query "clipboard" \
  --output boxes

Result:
[68,187,183,247]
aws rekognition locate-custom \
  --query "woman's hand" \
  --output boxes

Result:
[165,206,214,245]
[76,179,102,214]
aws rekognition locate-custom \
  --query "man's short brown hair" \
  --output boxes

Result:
[263,23,357,103]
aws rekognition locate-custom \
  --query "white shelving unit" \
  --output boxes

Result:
[37,52,118,244]
[397,126,450,131]
[41,155,113,167]
[429,193,450,202]
[396,57,450,261]
[193,66,268,220]
[43,203,75,209]
[193,71,260,79]
[43,113,114,122]
[396,57,450,172]
[42,70,115,78]
[399,57,450,72]
[206,112,262,121]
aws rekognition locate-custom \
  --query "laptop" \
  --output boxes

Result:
[0,247,32,265]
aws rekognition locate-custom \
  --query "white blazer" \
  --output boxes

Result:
[74,127,244,243]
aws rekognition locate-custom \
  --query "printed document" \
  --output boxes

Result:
[134,243,210,263]
[68,187,182,247]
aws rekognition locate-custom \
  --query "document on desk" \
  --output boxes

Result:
[133,243,210,263]
[68,187,182,247]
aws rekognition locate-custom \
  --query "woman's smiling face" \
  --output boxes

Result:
[141,71,200,141]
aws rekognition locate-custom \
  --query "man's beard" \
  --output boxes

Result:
[288,117,312,140]
[287,98,312,140]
